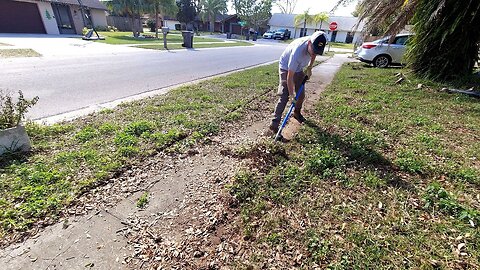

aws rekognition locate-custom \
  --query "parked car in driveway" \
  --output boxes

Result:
[274,29,291,40]
[263,30,275,39]
[356,34,413,68]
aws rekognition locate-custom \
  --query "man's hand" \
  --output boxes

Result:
[291,96,297,105]
[305,67,312,79]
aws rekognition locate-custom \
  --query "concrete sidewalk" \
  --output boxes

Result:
[0,34,145,57]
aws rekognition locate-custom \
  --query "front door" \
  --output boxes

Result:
[52,4,76,34]
[330,31,337,42]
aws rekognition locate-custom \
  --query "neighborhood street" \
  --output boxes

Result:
[0,42,286,120]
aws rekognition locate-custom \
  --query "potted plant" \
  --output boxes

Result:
[0,90,39,156]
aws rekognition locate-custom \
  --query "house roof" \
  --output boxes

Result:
[269,13,365,32]
[42,0,108,11]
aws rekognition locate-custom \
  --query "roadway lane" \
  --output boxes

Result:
[0,44,285,119]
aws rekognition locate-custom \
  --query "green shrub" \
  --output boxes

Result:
[0,90,39,129]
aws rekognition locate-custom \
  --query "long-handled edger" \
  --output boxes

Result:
[274,76,308,141]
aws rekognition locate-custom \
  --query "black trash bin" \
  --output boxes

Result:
[226,32,232,39]
[252,33,258,41]
[181,31,194,48]
[245,33,250,41]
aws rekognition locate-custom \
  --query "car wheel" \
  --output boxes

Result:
[373,55,391,68]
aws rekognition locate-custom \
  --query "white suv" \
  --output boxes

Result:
[356,34,413,68]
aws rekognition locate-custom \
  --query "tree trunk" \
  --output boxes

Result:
[303,19,306,37]
[320,21,323,30]
[155,4,159,39]
[210,15,214,33]
[130,15,136,37]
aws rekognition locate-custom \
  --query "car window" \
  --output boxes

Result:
[394,36,409,45]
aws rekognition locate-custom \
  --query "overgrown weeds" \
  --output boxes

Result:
[0,64,278,244]
[228,62,480,268]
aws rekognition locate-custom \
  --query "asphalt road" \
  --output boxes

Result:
[0,44,286,119]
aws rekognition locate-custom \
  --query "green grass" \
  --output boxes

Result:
[136,192,149,208]
[281,38,354,50]
[0,63,279,244]
[93,31,221,45]
[0,49,41,58]
[229,63,480,268]
[328,41,355,50]
[135,41,253,50]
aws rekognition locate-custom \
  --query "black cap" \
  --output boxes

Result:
[310,31,328,55]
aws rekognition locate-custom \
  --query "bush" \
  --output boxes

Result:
[0,90,39,130]
[146,20,156,32]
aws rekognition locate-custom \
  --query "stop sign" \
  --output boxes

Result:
[329,22,338,31]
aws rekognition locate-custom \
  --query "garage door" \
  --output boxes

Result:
[0,0,46,34]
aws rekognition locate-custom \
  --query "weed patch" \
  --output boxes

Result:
[227,62,480,268]
[0,63,279,243]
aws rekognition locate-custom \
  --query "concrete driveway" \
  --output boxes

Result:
[0,34,144,57]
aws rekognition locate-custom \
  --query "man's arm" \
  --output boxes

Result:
[287,69,296,97]
[305,55,317,78]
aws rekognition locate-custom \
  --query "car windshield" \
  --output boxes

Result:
[277,29,286,32]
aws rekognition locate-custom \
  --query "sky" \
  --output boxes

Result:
[228,0,359,17]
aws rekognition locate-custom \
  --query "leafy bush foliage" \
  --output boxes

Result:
[0,90,39,129]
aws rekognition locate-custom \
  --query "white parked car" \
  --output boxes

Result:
[356,34,413,68]
[263,30,275,39]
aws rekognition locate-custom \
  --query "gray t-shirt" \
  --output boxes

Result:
[279,36,311,72]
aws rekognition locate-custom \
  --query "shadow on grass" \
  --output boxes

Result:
[0,150,32,170]
[302,120,416,192]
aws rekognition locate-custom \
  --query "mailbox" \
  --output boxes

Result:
[161,27,170,34]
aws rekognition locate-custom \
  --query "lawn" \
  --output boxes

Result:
[229,63,480,268]
[0,49,41,58]
[93,31,221,45]
[135,40,253,50]
[0,63,278,245]
[329,41,355,50]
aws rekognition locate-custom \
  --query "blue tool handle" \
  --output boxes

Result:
[274,77,308,141]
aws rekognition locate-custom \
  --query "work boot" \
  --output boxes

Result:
[293,111,306,123]
[269,124,279,134]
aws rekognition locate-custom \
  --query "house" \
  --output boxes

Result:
[162,14,243,35]
[268,13,365,43]
[0,0,108,35]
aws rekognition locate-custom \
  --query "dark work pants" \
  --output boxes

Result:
[271,69,305,128]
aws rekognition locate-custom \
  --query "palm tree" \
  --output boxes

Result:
[313,12,329,31]
[334,0,480,81]
[200,0,227,33]
[294,9,313,37]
